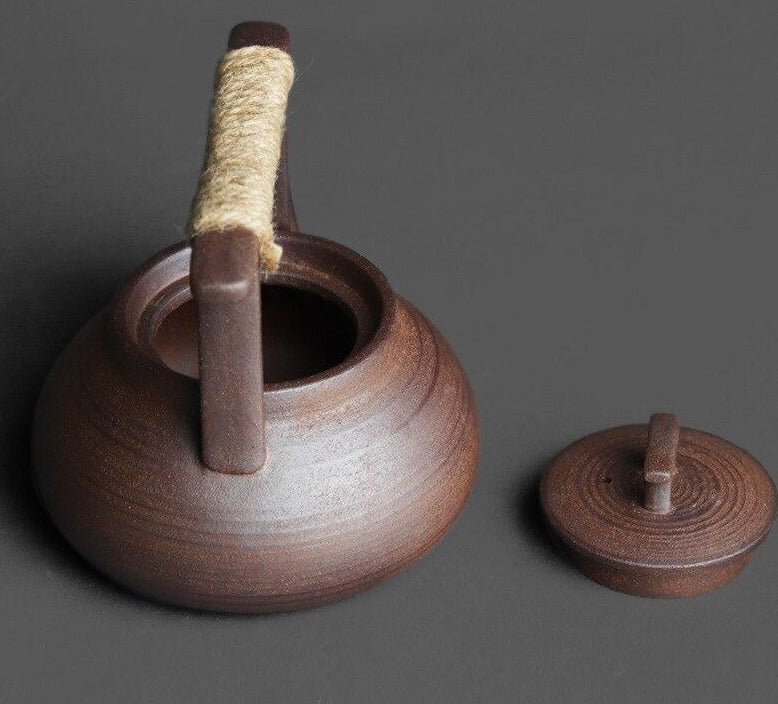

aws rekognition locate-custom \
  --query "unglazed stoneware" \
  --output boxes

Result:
[541,413,776,597]
[32,22,479,613]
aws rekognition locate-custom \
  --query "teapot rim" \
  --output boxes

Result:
[111,230,397,393]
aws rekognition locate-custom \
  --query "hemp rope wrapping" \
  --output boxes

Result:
[188,46,295,271]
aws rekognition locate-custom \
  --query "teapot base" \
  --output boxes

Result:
[31,234,479,612]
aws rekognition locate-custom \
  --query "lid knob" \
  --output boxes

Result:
[643,413,679,513]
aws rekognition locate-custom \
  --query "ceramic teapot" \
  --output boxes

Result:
[32,22,479,612]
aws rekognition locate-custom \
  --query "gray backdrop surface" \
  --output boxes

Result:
[1,1,777,702]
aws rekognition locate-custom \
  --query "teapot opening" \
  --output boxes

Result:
[117,234,392,390]
[153,283,358,383]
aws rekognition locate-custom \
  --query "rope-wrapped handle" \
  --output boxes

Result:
[188,25,295,271]
[190,22,294,475]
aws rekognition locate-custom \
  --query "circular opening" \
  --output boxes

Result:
[153,283,359,384]
[117,234,392,391]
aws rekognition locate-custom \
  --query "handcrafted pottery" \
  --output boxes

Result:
[541,413,776,597]
[32,22,479,612]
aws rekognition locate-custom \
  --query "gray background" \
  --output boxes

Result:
[2,1,777,701]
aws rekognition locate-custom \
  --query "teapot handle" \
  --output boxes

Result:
[190,22,295,473]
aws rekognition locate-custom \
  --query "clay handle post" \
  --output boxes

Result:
[274,134,297,233]
[643,413,680,513]
[191,229,263,473]
[190,22,292,474]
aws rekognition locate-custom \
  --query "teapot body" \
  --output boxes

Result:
[32,232,479,612]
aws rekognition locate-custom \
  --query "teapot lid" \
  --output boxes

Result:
[540,413,776,597]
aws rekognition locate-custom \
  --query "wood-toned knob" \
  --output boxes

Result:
[228,21,290,51]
